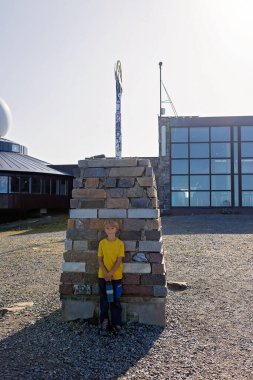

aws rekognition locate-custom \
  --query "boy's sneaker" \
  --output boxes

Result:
[100,318,109,336]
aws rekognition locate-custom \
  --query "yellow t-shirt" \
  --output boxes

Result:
[98,238,125,280]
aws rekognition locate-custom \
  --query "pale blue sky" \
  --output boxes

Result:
[1,0,253,164]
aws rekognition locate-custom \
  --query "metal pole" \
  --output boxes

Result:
[159,62,162,117]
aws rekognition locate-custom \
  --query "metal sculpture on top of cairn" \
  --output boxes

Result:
[115,60,123,159]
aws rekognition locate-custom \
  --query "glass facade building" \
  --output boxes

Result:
[159,116,253,212]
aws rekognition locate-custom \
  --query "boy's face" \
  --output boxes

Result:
[104,225,117,239]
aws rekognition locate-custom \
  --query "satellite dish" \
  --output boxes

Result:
[0,98,12,137]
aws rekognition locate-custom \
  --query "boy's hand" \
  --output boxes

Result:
[105,272,113,281]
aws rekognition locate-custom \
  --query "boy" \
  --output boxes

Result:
[98,219,124,336]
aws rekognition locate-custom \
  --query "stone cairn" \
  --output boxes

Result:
[59,158,167,326]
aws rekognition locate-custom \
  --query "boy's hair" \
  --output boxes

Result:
[103,219,120,231]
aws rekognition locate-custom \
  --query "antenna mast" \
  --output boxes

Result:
[159,62,178,117]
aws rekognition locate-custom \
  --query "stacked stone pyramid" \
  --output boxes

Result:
[60,158,167,326]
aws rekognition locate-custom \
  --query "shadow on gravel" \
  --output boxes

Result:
[0,311,164,380]
[162,214,253,235]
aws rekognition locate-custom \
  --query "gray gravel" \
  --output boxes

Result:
[1,214,253,379]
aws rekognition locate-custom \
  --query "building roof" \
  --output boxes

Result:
[0,152,69,175]
[159,115,253,127]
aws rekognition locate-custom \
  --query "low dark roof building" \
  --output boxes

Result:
[0,137,73,212]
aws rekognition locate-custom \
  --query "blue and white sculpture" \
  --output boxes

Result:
[114,61,123,159]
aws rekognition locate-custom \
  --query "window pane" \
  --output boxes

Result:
[241,143,253,157]
[59,179,67,195]
[190,143,209,158]
[234,175,239,206]
[211,175,231,190]
[31,177,41,193]
[241,159,253,173]
[190,175,210,190]
[241,126,253,141]
[9,176,20,193]
[211,191,231,206]
[242,175,253,190]
[190,159,209,174]
[211,159,231,174]
[234,143,238,174]
[171,160,188,174]
[171,128,188,142]
[171,191,189,206]
[171,144,188,158]
[242,191,253,206]
[211,127,230,141]
[233,126,238,141]
[20,177,30,193]
[171,175,188,190]
[51,178,59,195]
[0,176,8,193]
[190,192,210,206]
[190,127,209,142]
[42,178,51,194]
[211,143,231,158]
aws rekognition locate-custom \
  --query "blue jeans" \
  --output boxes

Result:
[98,278,122,326]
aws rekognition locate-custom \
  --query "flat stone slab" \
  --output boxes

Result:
[139,240,163,252]
[69,209,98,219]
[62,262,86,272]
[78,158,138,168]
[128,209,160,219]
[98,209,127,218]
[123,263,151,274]
[109,167,145,177]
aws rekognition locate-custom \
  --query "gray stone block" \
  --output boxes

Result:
[121,300,166,326]
[62,262,86,272]
[61,298,99,321]
[123,241,136,251]
[118,178,135,187]
[70,209,98,218]
[78,200,105,209]
[104,177,117,187]
[79,158,138,168]
[139,240,162,252]
[109,188,125,198]
[126,186,145,198]
[128,209,160,219]
[109,167,145,177]
[145,230,162,240]
[122,219,146,231]
[153,286,168,297]
[145,167,153,177]
[120,231,141,240]
[123,263,151,274]
[61,297,166,326]
[64,239,73,251]
[73,178,83,188]
[138,159,150,166]
[83,168,107,177]
[73,240,88,251]
[130,197,151,208]
[141,274,166,285]
[98,209,127,218]
[70,199,79,209]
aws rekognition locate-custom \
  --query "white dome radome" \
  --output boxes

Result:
[0,98,12,137]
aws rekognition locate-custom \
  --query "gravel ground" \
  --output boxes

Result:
[0,214,253,379]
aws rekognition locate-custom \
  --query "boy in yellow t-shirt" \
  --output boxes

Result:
[98,219,124,335]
